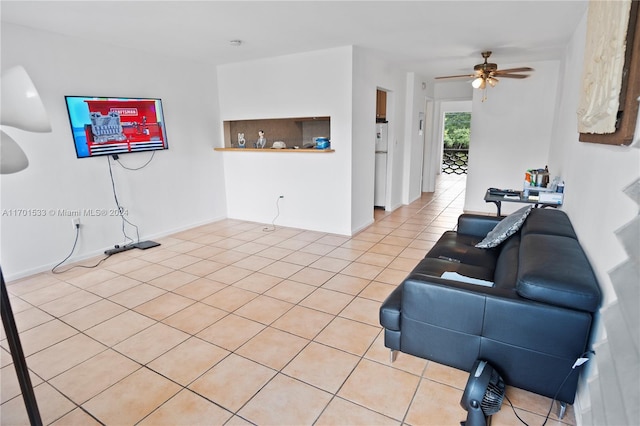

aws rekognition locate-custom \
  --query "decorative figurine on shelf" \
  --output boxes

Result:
[237,132,246,148]
[255,130,266,149]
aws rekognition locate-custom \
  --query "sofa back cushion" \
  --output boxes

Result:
[521,208,577,239]
[426,231,500,269]
[493,235,520,289]
[517,234,602,312]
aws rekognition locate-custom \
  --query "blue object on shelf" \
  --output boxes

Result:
[315,137,330,149]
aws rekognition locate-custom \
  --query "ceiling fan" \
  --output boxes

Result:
[435,51,534,91]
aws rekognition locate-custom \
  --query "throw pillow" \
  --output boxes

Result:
[475,205,533,249]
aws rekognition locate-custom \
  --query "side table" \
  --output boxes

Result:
[484,189,562,216]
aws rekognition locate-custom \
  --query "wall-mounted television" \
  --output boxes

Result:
[65,96,168,158]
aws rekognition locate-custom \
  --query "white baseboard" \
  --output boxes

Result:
[351,218,375,236]
[4,214,227,283]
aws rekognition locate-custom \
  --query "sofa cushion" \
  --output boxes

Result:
[409,257,495,287]
[476,205,533,249]
[492,235,521,289]
[426,231,500,268]
[517,234,601,312]
[520,208,577,239]
[457,214,503,238]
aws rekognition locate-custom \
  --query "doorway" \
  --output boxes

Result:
[441,111,470,175]
[423,100,471,194]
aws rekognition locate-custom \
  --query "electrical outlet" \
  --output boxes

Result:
[72,217,80,229]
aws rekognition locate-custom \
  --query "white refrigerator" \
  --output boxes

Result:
[374,123,388,208]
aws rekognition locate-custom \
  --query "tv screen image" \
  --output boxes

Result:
[65,96,168,158]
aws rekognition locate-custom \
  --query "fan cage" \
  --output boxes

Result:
[481,372,505,415]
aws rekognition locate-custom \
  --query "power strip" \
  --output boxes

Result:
[104,245,136,255]
[104,240,160,255]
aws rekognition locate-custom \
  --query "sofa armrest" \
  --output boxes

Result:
[517,234,602,312]
[457,214,502,238]
[380,285,402,331]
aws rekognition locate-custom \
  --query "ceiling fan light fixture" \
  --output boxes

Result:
[487,77,499,87]
[472,76,485,89]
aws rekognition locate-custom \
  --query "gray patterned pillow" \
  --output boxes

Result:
[475,205,533,249]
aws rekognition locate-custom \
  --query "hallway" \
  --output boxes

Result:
[374,173,467,228]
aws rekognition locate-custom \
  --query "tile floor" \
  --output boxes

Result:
[1,175,576,425]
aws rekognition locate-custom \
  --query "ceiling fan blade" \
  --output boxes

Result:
[494,67,534,74]
[435,74,475,80]
[495,74,531,79]
[436,53,534,84]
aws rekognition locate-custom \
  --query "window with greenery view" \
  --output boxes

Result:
[443,112,470,149]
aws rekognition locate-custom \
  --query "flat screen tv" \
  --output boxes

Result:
[65,96,168,158]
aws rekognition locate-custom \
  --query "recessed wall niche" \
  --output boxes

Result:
[222,116,330,148]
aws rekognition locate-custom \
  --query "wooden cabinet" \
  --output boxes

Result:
[376,90,387,122]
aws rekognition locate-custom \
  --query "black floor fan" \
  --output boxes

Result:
[460,360,505,426]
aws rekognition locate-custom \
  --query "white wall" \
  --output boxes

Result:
[420,99,436,193]
[402,72,428,204]
[550,12,639,423]
[218,46,413,236]
[350,47,410,229]
[433,80,473,100]
[464,60,561,215]
[350,48,377,233]
[217,47,354,235]
[1,23,226,280]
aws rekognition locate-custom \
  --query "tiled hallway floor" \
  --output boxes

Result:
[1,175,576,425]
